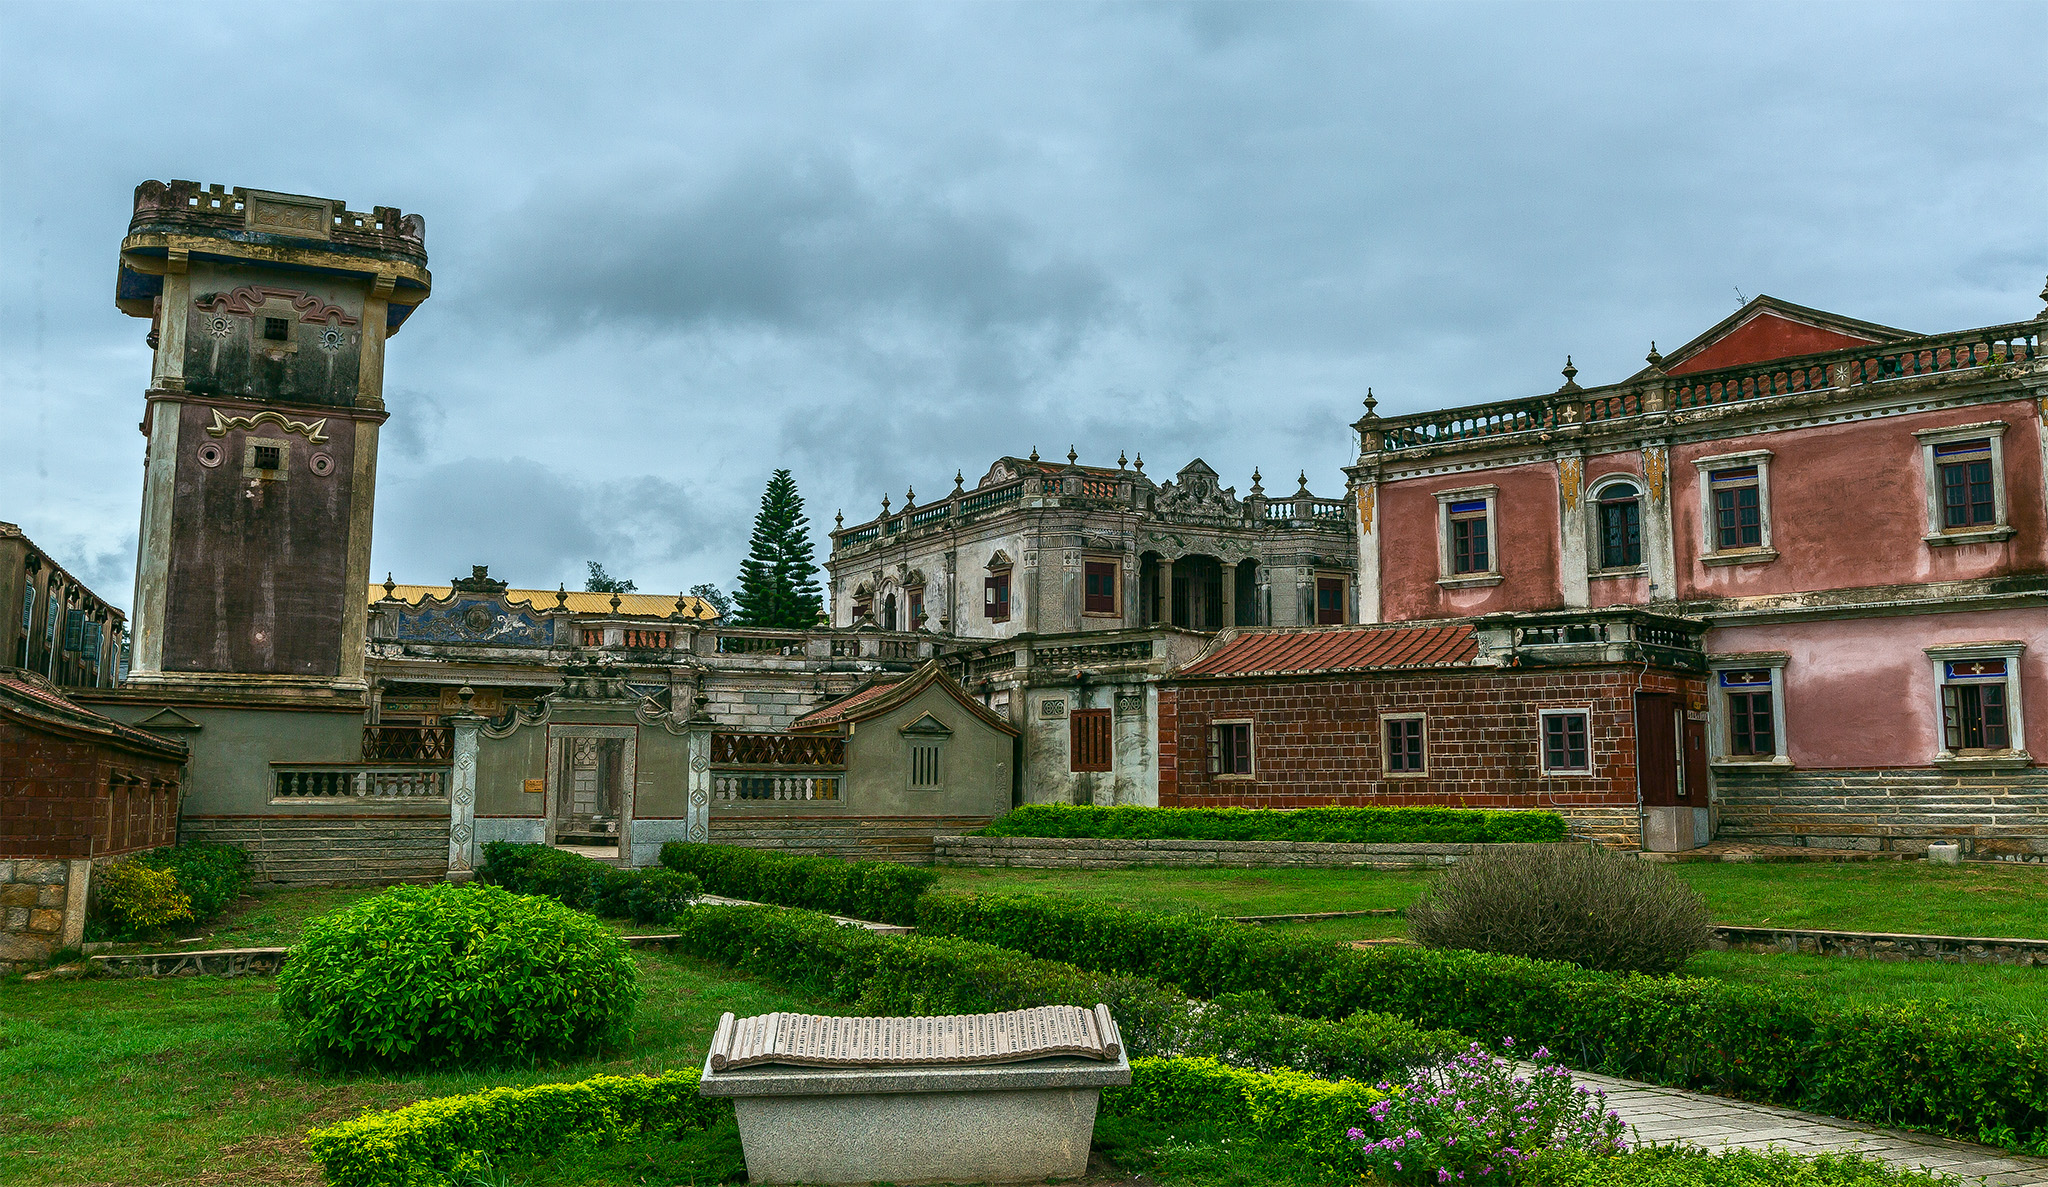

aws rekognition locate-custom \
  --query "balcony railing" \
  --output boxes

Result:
[273,765,448,800]
[712,773,842,802]
[1372,318,2043,454]
[362,724,451,763]
[711,731,846,804]
[713,733,846,766]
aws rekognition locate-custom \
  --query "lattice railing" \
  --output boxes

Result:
[716,633,805,656]
[362,725,451,763]
[1033,639,1155,668]
[713,733,847,767]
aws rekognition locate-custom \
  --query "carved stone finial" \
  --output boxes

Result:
[1029,447,1040,463]
[1645,341,1664,368]
[1249,468,1264,495]
[1362,388,1378,417]
[1118,450,1128,469]
[556,584,568,610]
[457,684,475,711]
[1067,446,1078,465]
[382,572,396,599]
[881,493,891,514]
[1297,470,1310,493]
[1133,453,1144,473]
[835,509,844,529]
[2039,274,2048,312]
[675,591,688,618]
[905,486,915,507]
[609,592,622,613]
[1562,356,1579,384]
[953,470,964,493]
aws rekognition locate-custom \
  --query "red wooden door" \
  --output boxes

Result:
[1683,717,1708,802]
[1635,693,1681,807]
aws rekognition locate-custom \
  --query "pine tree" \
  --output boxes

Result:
[731,470,824,628]
[688,583,733,619]
[584,562,636,594]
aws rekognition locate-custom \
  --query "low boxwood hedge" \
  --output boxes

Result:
[658,842,935,926]
[977,804,1568,844]
[478,842,701,924]
[914,891,2048,1153]
[130,840,251,921]
[305,1070,728,1187]
[664,904,1459,1085]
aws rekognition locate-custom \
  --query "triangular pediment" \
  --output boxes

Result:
[899,712,953,737]
[1656,296,1917,377]
[136,706,203,732]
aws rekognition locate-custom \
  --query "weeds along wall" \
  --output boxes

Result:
[913,892,2048,1152]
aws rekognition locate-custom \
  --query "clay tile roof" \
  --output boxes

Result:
[789,677,908,730]
[790,661,1019,736]
[1175,623,1478,679]
[370,583,719,620]
[0,669,188,761]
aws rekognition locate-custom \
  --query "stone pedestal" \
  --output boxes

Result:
[699,1053,1130,1185]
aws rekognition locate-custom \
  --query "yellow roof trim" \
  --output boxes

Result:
[370,583,720,620]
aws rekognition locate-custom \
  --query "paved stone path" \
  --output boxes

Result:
[1579,1072,2048,1185]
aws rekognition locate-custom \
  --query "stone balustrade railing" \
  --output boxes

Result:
[712,772,845,803]
[272,765,448,801]
[1366,317,2043,455]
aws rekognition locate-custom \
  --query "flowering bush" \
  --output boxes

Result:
[1350,1038,1627,1185]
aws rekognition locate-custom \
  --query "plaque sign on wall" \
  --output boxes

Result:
[708,1004,1122,1071]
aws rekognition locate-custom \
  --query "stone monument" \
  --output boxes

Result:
[698,1004,1131,1184]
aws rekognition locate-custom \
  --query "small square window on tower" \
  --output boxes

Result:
[253,445,281,471]
[263,316,292,342]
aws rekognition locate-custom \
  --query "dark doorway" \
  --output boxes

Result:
[1635,692,1681,807]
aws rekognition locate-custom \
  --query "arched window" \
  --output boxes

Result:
[1596,481,1642,569]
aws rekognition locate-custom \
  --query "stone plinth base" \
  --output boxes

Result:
[699,1054,1131,1185]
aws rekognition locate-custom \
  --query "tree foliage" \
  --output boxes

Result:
[584,562,636,594]
[688,583,733,619]
[730,470,823,628]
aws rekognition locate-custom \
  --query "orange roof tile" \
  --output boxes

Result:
[1175,624,1478,679]
[0,670,188,760]
[790,661,1018,736]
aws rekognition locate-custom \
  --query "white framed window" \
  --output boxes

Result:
[1915,422,2014,546]
[1537,706,1592,774]
[1434,485,1501,587]
[1926,642,2030,768]
[1707,653,1789,767]
[1382,711,1428,777]
[1693,449,1777,566]
[1207,719,1255,779]
[1587,475,1646,575]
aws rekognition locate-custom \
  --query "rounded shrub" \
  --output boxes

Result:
[276,882,640,1069]
[1406,843,1711,974]
[91,860,194,937]
[623,868,702,924]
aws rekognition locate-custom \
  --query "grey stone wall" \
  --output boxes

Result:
[0,858,88,971]
[180,815,450,885]
[1715,767,2048,857]
[933,835,1578,869]
[1710,924,2048,967]
[708,815,999,863]
[1555,806,1642,848]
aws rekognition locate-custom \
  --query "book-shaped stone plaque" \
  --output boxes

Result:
[708,1004,1124,1071]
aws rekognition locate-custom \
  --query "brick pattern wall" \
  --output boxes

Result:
[1159,668,1698,812]
[0,721,182,859]
[1715,766,2048,857]
[180,815,450,885]
[707,814,999,864]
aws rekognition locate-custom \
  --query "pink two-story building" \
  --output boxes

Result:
[1347,287,2048,856]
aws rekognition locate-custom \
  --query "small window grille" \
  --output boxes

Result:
[253,445,281,471]
[1071,709,1112,771]
[263,316,291,341]
[910,743,943,789]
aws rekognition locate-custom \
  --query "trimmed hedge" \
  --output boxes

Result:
[479,842,701,924]
[658,842,935,926]
[977,804,1568,844]
[914,891,2048,1153]
[1522,1147,1958,1186]
[90,840,254,939]
[277,883,640,1070]
[305,1071,727,1187]
[665,904,1458,1085]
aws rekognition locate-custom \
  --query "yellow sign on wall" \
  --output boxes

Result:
[523,779,544,796]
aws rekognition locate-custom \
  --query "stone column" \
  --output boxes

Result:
[448,695,483,880]
[1558,452,1590,608]
[1642,442,1677,603]
[684,719,713,844]
[1353,474,1381,624]
[1156,558,1175,626]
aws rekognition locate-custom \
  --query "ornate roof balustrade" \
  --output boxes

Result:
[128,180,427,261]
[1363,317,2043,457]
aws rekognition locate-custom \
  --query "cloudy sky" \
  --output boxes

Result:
[3,2,2043,612]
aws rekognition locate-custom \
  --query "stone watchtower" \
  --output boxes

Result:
[115,182,431,695]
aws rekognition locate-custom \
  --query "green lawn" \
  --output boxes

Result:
[936,859,2048,938]
[0,949,826,1187]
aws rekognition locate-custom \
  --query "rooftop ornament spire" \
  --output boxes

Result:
[609,592,622,613]
[1297,470,1310,493]
[2039,272,2048,313]
[1028,447,1040,463]
[1067,446,1078,465]
[675,590,688,619]
[904,486,915,508]
[835,509,844,530]
[556,584,568,610]
[1362,388,1378,417]
[1559,355,1581,391]
[382,572,396,599]
[1645,341,1664,369]
[953,470,964,494]
[1117,450,1128,470]
[1133,452,1144,474]
[881,493,891,515]
[1249,467,1264,495]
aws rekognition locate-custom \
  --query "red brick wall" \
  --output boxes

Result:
[0,722,183,859]
[1159,667,1700,809]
